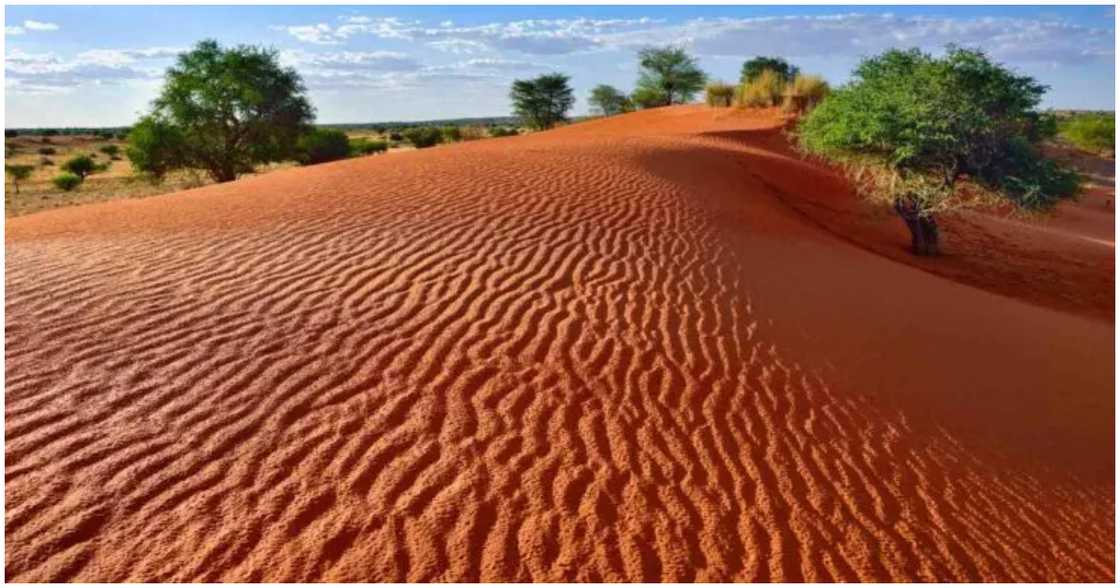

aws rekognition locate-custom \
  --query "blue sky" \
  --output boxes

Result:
[5,5,1115,127]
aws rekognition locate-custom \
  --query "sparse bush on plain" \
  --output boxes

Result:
[798,46,1079,256]
[349,138,389,156]
[705,81,736,107]
[99,145,121,157]
[737,69,784,107]
[296,128,350,165]
[460,126,488,141]
[489,127,519,138]
[783,74,830,113]
[62,155,97,179]
[1059,113,1114,154]
[5,164,34,194]
[404,127,444,149]
[741,56,799,84]
[38,147,57,155]
[53,172,82,191]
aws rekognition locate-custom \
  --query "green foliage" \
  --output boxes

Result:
[738,69,784,107]
[37,147,57,155]
[589,84,633,116]
[389,131,404,142]
[741,57,799,84]
[631,86,668,109]
[1059,113,1115,153]
[52,172,82,191]
[635,46,706,106]
[510,73,575,130]
[404,127,444,149]
[441,126,462,142]
[127,39,315,183]
[296,128,350,165]
[489,127,519,138]
[5,164,34,193]
[99,144,121,157]
[798,46,1078,218]
[705,81,736,107]
[349,137,389,156]
[62,155,97,179]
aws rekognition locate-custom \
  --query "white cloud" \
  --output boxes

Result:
[5,47,176,94]
[23,20,59,32]
[427,38,489,55]
[5,26,24,36]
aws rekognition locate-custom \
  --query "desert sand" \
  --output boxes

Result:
[5,106,1114,582]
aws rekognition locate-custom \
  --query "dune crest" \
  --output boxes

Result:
[5,106,1113,582]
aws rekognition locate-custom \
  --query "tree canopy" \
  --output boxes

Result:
[635,46,707,107]
[798,46,1078,255]
[126,39,315,183]
[741,57,799,84]
[510,73,575,130]
[588,85,633,116]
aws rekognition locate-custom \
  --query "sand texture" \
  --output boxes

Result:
[5,106,1114,582]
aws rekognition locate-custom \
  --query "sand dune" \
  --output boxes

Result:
[5,106,1113,582]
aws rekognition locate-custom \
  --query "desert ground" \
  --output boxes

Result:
[5,106,1114,581]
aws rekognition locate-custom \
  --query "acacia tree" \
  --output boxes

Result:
[588,85,633,116]
[799,46,1078,256]
[127,39,315,183]
[510,73,575,130]
[741,56,799,84]
[634,46,706,107]
[5,164,33,194]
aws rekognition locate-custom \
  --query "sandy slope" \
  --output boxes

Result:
[5,106,1113,582]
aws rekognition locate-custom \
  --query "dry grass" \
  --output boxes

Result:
[783,74,831,113]
[737,69,784,108]
[705,81,736,107]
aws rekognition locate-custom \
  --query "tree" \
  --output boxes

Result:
[741,57,799,84]
[588,85,632,116]
[631,86,668,109]
[52,172,81,191]
[510,73,575,130]
[798,46,1078,256]
[296,128,350,165]
[634,46,706,107]
[62,155,96,179]
[5,164,33,194]
[99,145,121,158]
[126,39,315,183]
[404,127,444,149]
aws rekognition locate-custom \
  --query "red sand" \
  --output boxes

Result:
[5,105,1114,582]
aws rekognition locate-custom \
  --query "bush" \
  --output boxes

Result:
[389,131,404,142]
[403,127,444,149]
[589,84,633,116]
[441,126,462,143]
[349,138,388,156]
[798,46,1078,256]
[460,126,488,141]
[705,81,736,107]
[40,157,54,166]
[631,86,668,109]
[62,155,97,179]
[99,145,121,157]
[38,147,57,155]
[490,127,519,138]
[741,57,799,84]
[1059,113,1114,154]
[297,128,351,165]
[783,74,830,113]
[738,69,784,107]
[4,129,18,138]
[53,172,82,191]
[5,164,34,193]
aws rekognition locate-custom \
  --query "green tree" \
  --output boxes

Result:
[510,73,575,130]
[798,46,1078,256]
[126,39,315,183]
[297,128,350,165]
[631,86,668,109]
[52,172,81,191]
[5,164,34,194]
[62,155,96,179]
[741,56,799,84]
[635,46,706,107]
[588,85,632,116]
[404,127,444,149]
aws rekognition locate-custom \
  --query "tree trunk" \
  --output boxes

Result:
[894,197,940,256]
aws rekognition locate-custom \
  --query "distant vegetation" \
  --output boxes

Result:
[1058,112,1114,154]
[5,164,34,194]
[798,46,1078,256]
[297,128,351,165]
[403,127,444,149]
[126,39,314,183]
[510,73,576,130]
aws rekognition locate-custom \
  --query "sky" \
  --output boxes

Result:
[4,5,1116,127]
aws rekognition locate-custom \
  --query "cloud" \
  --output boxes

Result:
[5,47,175,94]
[5,26,24,36]
[23,20,60,32]
[427,38,489,55]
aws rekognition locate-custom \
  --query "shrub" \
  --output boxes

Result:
[490,127,519,138]
[349,138,388,156]
[705,81,736,107]
[798,46,1078,256]
[1059,113,1114,154]
[62,155,97,179]
[99,144,121,157]
[441,126,462,143]
[389,131,404,142]
[40,157,54,166]
[738,69,784,107]
[38,147,57,155]
[783,74,830,113]
[741,57,799,84]
[460,126,488,141]
[297,128,351,165]
[635,46,706,106]
[403,127,444,149]
[53,172,82,191]
[631,86,668,109]
[510,73,575,130]
[5,164,34,193]
[589,84,633,116]
[4,129,18,138]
